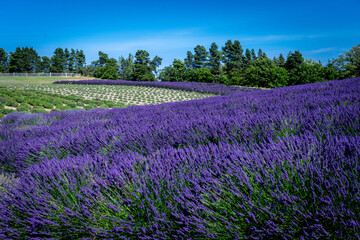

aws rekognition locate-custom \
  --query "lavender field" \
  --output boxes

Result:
[0,77,359,239]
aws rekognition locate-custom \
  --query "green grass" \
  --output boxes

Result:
[0,87,126,117]
[0,76,95,84]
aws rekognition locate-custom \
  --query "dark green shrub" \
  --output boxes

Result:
[67,102,77,108]
[84,104,96,110]
[41,101,54,109]
[17,103,32,112]
[1,109,15,115]
[31,106,47,113]
[5,100,19,107]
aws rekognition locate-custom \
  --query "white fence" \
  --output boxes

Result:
[0,73,81,77]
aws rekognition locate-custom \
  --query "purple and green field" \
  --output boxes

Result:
[0,77,360,239]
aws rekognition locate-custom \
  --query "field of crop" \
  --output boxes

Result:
[54,79,256,95]
[0,77,359,239]
[0,77,213,110]
[0,86,127,117]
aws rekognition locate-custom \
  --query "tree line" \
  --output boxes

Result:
[159,41,360,87]
[0,47,86,74]
[1,42,359,87]
[85,50,162,81]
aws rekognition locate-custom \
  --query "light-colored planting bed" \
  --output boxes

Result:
[0,83,214,106]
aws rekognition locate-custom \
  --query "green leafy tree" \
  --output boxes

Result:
[9,47,40,73]
[278,53,285,67]
[93,51,109,68]
[188,67,213,82]
[39,56,51,73]
[193,45,208,68]
[226,70,244,86]
[289,60,335,85]
[150,55,163,76]
[100,62,118,79]
[93,51,119,79]
[83,64,95,77]
[50,48,66,72]
[208,42,222,76]
[132,50,161,81]
[75,49,86,74]
[119,53,134,80]
[222,40,244,73]
[0,48,8,72]
[184,51,194,69]
[330,44,360,78]
[68,49,76,73]
[345,44,360,76]
[245,49,252,66]
[251,49,257,61]
[159,59,187,82]
[243,58,289,87]
[133,50,152,81]
[285,50,304,71]
[64,48,70,72]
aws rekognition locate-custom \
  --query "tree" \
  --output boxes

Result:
[251,49,257,61]
[222,40,244,73]
[100,62,118,79]
[83,64,95,77]
[188,67,213,83]
[93,51,118,79]
[0,48,8,72]
[243,58,289,88]
[289,60,335,85]
[119,54,134,80]
[331,44,360,78]
[39,56,51,73]
[68,49,76,73]
[278,53,285,67]
[245,49,252,66]
[208,42,222,76]
[132,50,161,81]
[64,48,70,72]
[193,45,208,68]
[9,47,40,73]
[133,50,153,81]
[50,48,66,72]
[284,50,304,71]
[345,44,360,76]
[150,55,163,76]
[93,51,109,68]
[75,49,86,74]
[184,51,194,69]
[159,59,187,82]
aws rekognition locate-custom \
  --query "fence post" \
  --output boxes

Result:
[50,72,51,77]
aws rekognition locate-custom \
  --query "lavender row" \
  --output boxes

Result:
[1,133,359,238]
[52,79,258,95]
[0,77,359,238]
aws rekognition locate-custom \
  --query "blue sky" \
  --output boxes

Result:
[1,0,359,67]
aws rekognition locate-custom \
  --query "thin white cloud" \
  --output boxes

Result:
[240,34,325,42]
[308,47,337,54]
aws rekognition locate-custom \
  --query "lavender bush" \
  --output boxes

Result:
[53,79,257,95]
[0,77,359,239]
